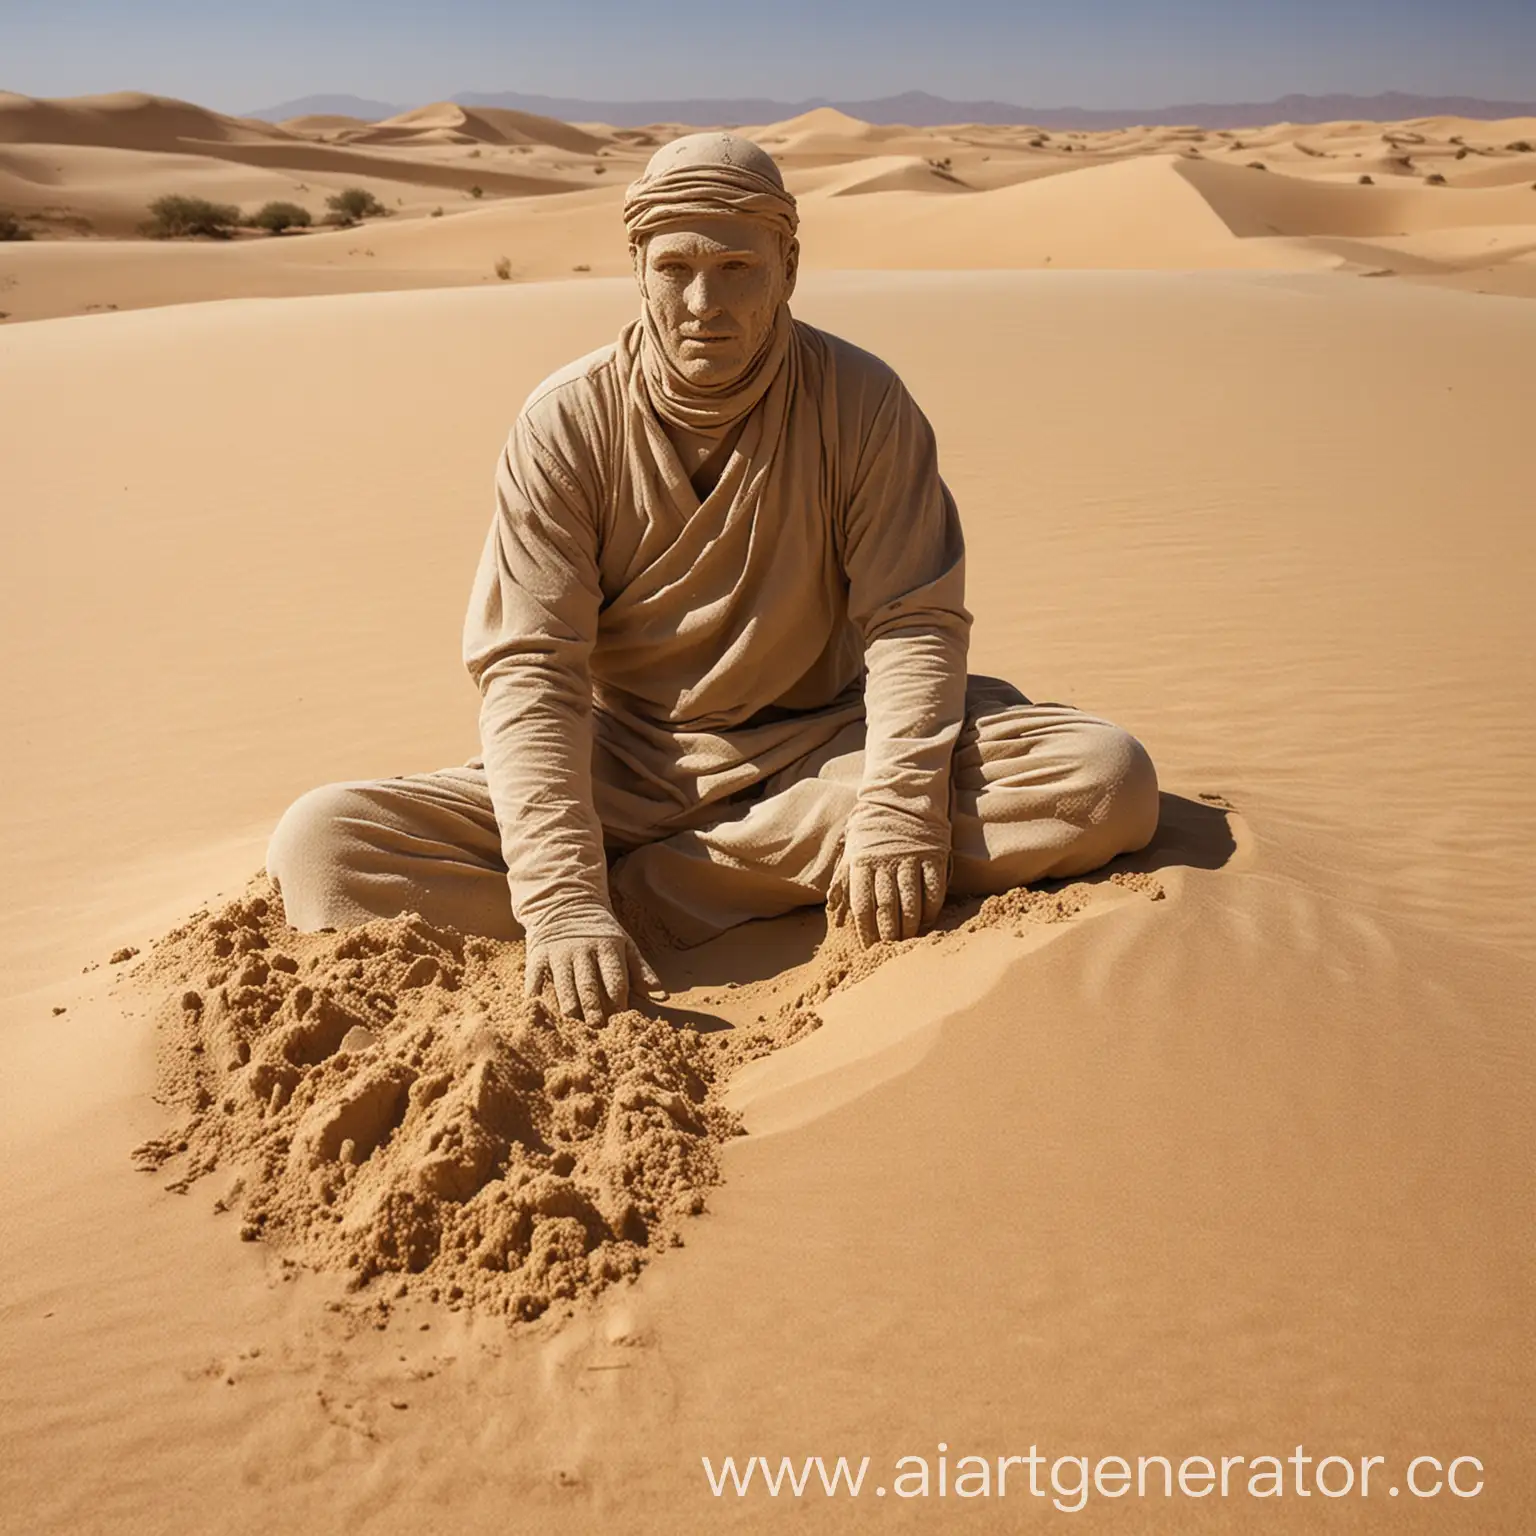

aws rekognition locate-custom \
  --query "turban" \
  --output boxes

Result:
[622,162,799,247]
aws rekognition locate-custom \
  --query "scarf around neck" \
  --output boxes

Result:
[634,300,794,436]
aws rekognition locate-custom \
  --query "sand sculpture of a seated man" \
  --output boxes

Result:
[268,132,1160,1023]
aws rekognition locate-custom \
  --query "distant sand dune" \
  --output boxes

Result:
[0,89,293,151]
[3,93,1536,321]
[796,154,974,196]
[364,101,610,156]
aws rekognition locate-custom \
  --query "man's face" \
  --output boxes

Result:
[637,215,798,387]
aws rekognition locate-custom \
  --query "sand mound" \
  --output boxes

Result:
[800,155,1267,271]
[367,102,607,156]
[814,154,972,196]
[131,882,741,1322]
[1176,153,1536,237]
[0,90,287,151]
[278,114,374,134]
[756,106,879,140]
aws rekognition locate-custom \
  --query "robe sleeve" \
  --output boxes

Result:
[840,377,972,862]
[462,410,621,945]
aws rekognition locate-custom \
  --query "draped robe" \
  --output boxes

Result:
[462,313,972,948]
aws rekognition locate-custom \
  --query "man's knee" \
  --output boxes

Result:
[266,782,376,929]
[1080,722,1160,855]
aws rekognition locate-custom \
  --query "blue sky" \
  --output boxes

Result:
[4,0,1534,110]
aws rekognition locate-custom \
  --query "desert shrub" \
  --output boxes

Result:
[1455,147,1469,159]
[0,210,33,241]
[1358,173,1374,185]
[469,185,484,198]
[1426,173,1446,185]
[144,194,242,238]
[250,200,311,234]
[469,148,482,158]
[325,187,389,221]
[572,262,591,272]
[493,255,511,280]
[430,206,444,217]
[1508,140,1532,153]
[1246,161,1268,171]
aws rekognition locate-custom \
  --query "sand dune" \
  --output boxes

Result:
[0,90,614,246]
[0,142,404,238]
[362,101,611,155]
[1178,153,1536,236]
[794,153,974,196]
[800,154,1335,271]
[278,113,374,134]
[4,93,1536,320]
[0,89,292,150]
[1,271,1532,1532]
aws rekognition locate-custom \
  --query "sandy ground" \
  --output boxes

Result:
[1,269,1532,1533]
[3,91,1536,323]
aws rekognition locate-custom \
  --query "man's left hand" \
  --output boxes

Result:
[828,851,947,948]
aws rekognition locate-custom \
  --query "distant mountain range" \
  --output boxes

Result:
[242,88,1536,129]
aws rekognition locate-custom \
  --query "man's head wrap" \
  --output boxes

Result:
[622,133,799,435]
[623,132,798,248]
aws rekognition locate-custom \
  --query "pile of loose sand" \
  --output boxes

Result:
[131,882,738,1322]
[129,868,1153,1323]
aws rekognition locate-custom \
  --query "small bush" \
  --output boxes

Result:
[144,194,242,238]
[493,255,511,280]
[325,187,389,222]
[430,206,444,217]
[469,185,484,199]
[1358,173,1374,185]
[572,263,591,272]
[1426,173,1446,185]
[1507,140,1532,153]
[469,148,482,158]
[250,200,312,234]
[1246,161,1268,171]
[322,210,356,228]
[0,210,33,241]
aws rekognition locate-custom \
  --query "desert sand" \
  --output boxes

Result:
[3,91,1536,325]
[1,91,1534,1536]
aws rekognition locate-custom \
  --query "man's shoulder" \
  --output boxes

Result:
[516,343,622,440]
[796,320,899,385]
[794,320,907,418]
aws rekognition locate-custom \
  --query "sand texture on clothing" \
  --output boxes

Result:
[1,272,1533,1534]
[4,92,1536,324]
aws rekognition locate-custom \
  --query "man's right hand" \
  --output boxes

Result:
[523,930,662,1024]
